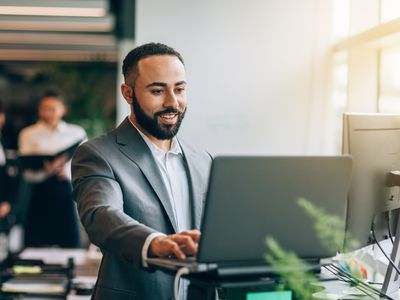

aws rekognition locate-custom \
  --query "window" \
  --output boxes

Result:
[329,0,400,152]
[379,46,400,113]
[381,0,400,23]
[332,52,348,147]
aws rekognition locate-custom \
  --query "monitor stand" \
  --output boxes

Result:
[381,171,400,297]
[382,214,400,297]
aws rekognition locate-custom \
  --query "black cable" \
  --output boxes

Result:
[324,264,385,297]
[323,264,394,300]
[371,223,400,276]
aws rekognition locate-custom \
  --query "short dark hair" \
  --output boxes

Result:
[122,43,185,83]
[0,99,4,114]
[39,88,66,105]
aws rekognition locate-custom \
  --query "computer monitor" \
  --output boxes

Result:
[342,112,400,295]
[342,113,400,248]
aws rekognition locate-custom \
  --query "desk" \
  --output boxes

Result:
[12,242,400,300]
[151,243,400,300]
[183,271,396,300]
[1,247,99,299]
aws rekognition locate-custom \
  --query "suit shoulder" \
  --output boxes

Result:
[179,139,212,162]
[77,131,116,156]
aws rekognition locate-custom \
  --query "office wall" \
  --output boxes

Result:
[121,0,333,155]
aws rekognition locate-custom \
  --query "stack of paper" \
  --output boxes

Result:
[1,278,68,294]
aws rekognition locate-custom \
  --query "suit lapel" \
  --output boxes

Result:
[114,118,178,232]
[179,141,204,230]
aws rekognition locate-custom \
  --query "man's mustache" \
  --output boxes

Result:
[154,108,183,117]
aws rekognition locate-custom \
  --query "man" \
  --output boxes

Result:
[72,43,212,299]
[19,90,86,247]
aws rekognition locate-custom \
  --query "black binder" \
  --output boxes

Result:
[19,140,83,170]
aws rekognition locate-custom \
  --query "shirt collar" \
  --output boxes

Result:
[128,117,182,156]
[37,120,67,132]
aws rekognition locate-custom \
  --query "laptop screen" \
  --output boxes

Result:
[197,156,352,264]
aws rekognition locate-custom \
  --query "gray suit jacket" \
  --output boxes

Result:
[71,118,212,300]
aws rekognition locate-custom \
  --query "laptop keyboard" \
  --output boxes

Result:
[168,257,196,265]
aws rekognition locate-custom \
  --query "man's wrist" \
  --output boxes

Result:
[141,232,166,268]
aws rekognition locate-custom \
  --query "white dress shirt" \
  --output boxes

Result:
[19,120,86,182]
[137,130,191,232]
[130,121,191,300]
[128,121,191,264]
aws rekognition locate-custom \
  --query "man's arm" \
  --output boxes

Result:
[72,142,201,268]
[72,142,158,269]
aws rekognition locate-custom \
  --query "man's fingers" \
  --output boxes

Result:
[149,232,201,260]
[180,230,201,243]
[169,241,186,260]
[150,237,186,259]
[171,235,197,256]
[161,238,185,260]
[54,154,67,167]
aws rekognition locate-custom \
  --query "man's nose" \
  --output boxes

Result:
[163,91,179,109]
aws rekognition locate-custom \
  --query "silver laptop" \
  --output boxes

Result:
[146,156,352,276]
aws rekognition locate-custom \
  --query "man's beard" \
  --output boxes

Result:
[132,96,186,140]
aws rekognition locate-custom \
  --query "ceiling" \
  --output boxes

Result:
[0,0,119,62]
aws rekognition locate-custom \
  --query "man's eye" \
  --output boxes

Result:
[175,87,185,94]
[151,89,163,95]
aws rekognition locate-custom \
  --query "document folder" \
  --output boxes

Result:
[19,140,83,170]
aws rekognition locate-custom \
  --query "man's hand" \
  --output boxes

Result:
[44,154,67,177]
[0,201,10,219]
[149,230,201,260]
[56,167,69,181]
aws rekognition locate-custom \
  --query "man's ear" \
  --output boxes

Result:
[61,105,68,118]
[121,83,133,104]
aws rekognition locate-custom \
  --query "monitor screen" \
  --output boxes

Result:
[342,113,400,250]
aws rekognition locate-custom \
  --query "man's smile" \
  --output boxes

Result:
[158,112,179,124]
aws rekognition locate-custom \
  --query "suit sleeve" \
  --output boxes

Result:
[71,142,157,269]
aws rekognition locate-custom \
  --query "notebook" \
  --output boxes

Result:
[146,156,352,276]
[19,139,83,170]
